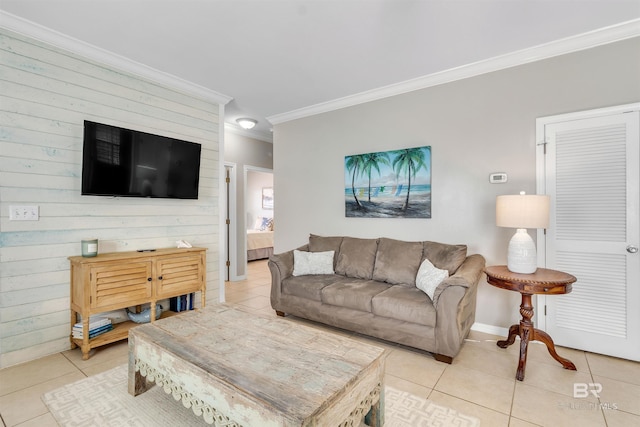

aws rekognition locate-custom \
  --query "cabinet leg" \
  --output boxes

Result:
[81,346,90,360]
[70,310,78,349]
[82,317,90,359]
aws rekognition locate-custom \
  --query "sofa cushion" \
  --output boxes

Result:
[423,241,467,275]
[371,285,436,327]
[309,234,344,268]
[415,258,449,301]
[335,237,378,279]
[282,275,348,301]
[322,279,391,312]
[372,238,423,286]
[292,250,335,276]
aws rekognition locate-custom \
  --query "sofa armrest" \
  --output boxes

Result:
[268,244,309,310]
[431,253,485,307]
[434,254,486,357]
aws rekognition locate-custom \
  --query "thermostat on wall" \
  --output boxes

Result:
[489,173,508,184]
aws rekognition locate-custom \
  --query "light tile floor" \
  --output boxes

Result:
[1,259,639,426]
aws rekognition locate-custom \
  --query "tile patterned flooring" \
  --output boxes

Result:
[1,259,638,426]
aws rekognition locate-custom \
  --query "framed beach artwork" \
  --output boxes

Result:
[345,146,431,218]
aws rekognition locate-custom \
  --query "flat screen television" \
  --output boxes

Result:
[82,121,201,199]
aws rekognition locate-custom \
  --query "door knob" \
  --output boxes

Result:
[627,245,639,254]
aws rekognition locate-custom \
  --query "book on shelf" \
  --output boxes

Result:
[170,293,195,312]
[72,322,112,333]
[72,315,113,339]
[73,316,111,330]
[72,324,114,339]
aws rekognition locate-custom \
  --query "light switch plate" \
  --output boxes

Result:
[9,205,39,221]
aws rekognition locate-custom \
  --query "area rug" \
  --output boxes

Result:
[43,365,480,426]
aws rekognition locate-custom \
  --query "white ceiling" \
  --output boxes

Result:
[2,0,639,141]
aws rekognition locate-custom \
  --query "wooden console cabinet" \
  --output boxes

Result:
[69,247,206,359]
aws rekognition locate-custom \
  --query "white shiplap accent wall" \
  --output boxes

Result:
[0,29,222,368]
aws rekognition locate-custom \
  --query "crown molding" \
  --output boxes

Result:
[0,11,233,106]
[224,123,273,143]
[268,19,640,125]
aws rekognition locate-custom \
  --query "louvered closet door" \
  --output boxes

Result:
[542,109,639,361]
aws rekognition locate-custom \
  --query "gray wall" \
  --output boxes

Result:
[272,37,640,331]
[0,29,223,368]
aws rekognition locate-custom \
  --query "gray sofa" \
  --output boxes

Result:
[268,235,485,363]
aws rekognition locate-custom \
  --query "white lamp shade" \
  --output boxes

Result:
[496,192,550,274]
[496,193,550,229]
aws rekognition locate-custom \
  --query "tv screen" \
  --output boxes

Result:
[82,121,201,199]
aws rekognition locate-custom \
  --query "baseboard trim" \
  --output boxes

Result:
[470,322,509,338]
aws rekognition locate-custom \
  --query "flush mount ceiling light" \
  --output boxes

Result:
[236,118,257,130]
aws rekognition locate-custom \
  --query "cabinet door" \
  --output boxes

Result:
[90,261,153,310]
[156,253,204,298]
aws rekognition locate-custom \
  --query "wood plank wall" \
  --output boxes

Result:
[0,29,222,368]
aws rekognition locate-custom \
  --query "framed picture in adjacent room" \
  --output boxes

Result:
[262,187,274,209]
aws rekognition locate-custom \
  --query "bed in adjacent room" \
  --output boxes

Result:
[247,217,274,261]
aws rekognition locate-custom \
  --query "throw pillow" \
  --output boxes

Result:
[292,250,335,276]
[415,258,449,301]
[309,234,344,268]
[252,216,263,230]
[259,217,272,231]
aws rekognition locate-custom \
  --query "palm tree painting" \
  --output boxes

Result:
[345,146,431,218]
[345,154,366,209]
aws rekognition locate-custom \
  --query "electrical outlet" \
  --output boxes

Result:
[9,205,39,221]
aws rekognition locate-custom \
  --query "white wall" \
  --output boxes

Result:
[0,29,223,368]
[273,37,640,331]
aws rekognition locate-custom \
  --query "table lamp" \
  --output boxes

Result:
[496,191,550,274]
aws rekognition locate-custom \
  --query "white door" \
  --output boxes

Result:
[537,104,639,361]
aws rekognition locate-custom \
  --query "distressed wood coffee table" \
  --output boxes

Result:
[128,304,386,426]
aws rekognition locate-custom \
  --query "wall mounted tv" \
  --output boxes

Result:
[82,121,202,199]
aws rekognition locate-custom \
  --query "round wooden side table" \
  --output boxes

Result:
[484,265,578,381]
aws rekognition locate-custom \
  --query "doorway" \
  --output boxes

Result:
[245,167,274,269]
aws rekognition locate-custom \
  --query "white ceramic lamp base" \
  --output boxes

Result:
[507,229,537,274]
